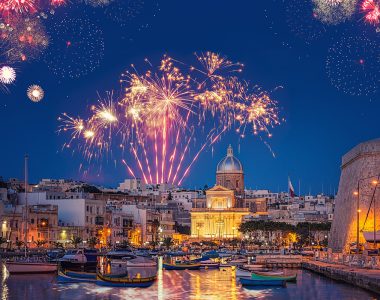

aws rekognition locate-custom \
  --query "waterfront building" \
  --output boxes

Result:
[330,138,380,253]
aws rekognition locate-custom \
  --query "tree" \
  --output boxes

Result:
[15,240,24,250]
[163,237,174,250]
[230,238,240,250]
[33,240,47,248]
[87,237,99,249]
[149,240,159,250]
[0,237,7,249]
[70,236,83,248]
[51,241,64,249]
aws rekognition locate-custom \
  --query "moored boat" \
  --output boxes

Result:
[57,270,96,283]
[5,261,58,274]
[254,270,284,276]
[65,270,96,279]
[96,272,156,288]
[251,273,297,282]
[236,267,252,277]
[200,259,220,269]
[240,277,286,287]
[163,262,201,270]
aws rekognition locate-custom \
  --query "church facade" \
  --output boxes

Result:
[190,145,250,239]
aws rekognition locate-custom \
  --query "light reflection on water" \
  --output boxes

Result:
[0,263,378,300]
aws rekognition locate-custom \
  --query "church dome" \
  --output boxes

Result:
[216,145,243,174]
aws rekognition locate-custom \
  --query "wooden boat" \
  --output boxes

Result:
[57,270,96,283]
[162,262,201,270]
[240,277,286,287]
[236,267,252,277]
[65,270,96,279]
[251,273,297,282]
[254,270,284,276]
[242,264,266,270]
[5,261,58,274]
[96,272,156,288]
[200,260,220,269]
[112,256,157,268]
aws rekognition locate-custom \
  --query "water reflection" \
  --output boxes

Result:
[0,263,378,300]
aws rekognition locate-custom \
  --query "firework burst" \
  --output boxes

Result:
[326,35,380,96]
[312,0,357,25]
[27,84,44,102]
[361,0,380,25]
[0,65,16,84]
[45,16,104,79]
[61,53,282,185]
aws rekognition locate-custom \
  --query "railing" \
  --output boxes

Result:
[315,251,380,269]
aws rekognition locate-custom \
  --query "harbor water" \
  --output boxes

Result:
[0,263,378,300]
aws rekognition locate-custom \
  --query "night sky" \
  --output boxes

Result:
[0,0,379,194]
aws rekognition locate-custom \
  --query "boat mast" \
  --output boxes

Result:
[24,155,28,257]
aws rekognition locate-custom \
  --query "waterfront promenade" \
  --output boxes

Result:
[303,259,380,294]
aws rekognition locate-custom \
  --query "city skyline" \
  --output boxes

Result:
[1,0,378,194]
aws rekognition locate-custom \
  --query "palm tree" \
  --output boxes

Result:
[149,240,159,250]
[33,240,47,248]
[70,236,83,248]
[51,241,64,249]
[87,237,99,249]
[15,240,24,250]
[162,237,174,250]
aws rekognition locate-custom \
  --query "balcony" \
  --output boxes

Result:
[191,207,249,212]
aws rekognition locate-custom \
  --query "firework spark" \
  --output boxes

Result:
[312,0,357,25]
[45,16,104,79]
[61,53,282,185]
[326,35,380,96]
[361,0,380,25]
[0,65,16,84]
[27,84,44,102]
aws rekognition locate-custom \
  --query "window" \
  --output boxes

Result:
[31,218,34,224]
[96,207,99,215]
[86,205,89,212]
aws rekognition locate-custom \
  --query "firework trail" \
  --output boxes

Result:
[312,0,357,25]
[60,52,282,185]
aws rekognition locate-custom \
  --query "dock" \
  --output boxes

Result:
[303,260,380,294]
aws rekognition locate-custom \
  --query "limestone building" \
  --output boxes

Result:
[329,139,380,253]
[191,145,249,239]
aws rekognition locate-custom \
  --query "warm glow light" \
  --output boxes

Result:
[353,191,359,196]
[372,180,378,185]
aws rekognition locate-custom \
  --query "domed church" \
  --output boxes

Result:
[190,145,250,240]
[216,145,244,195]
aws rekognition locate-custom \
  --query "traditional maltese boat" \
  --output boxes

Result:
[96,272,156,288]
[162,262,201,270]
[240,277,286,287]
[254,270,284,276]
[57,270,96,283]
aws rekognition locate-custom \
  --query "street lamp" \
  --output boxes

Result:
[355,174,380,254]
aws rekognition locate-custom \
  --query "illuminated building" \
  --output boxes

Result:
[191,146,249,239]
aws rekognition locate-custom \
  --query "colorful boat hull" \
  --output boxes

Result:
[96,272,156,288]
[57,271,97,283]
[65,270,96,279]
[240,277,286,287]
[163,263,201,270]
[251,273,297,282]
